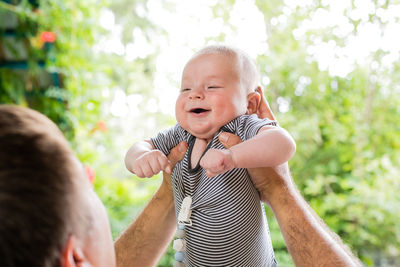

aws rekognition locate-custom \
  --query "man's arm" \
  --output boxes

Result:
[271,175,361,266]
[115,141,188,267]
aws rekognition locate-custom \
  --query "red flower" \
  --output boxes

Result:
[97,121,107,132]
[40,31,57,43]
[85,165,96,184]
[90,121,108,134]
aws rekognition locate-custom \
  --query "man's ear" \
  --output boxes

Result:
[246,90,261,115]
[61,235,88,267]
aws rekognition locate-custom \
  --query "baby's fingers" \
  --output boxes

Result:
[146,154,169,175]
[203,163,224,177]
[133,167,145,178]
[157,155,172,174]
[131,161,146,177]
[205,170,217,178]
[141,160,157,177]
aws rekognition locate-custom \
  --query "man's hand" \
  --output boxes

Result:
[255,86,276,121]
[131,150,171,178]
[200,148,235,177]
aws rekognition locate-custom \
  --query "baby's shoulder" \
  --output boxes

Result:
[236,114,277,139]
[230,114,267,128]
[171,123,192,142]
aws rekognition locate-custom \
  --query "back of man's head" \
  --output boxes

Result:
[0,105,87,267]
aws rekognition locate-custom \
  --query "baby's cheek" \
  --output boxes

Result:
[175,97,185,117]
[175,106,185,126]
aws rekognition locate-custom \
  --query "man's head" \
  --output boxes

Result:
[0,105,115,267]
[175,45,262,140]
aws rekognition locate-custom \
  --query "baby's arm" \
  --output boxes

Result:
[125,140,172,178]
[200,126,296,177]
[232,126,296,167]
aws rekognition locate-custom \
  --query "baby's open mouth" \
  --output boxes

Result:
[190,108,209,114]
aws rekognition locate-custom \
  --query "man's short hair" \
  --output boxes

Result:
[0,105,90,267]
[193,44,260,93]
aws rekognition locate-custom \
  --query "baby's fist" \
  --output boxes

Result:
[200,148,235,177]
[132,150,171,178]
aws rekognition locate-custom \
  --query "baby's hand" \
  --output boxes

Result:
[200,148,235,177]
[131,150,171,178]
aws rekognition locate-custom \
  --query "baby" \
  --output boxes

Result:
[125,45,296,266]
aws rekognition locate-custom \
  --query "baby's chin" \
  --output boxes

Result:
[177,119,230,141]
[185,126,221,141]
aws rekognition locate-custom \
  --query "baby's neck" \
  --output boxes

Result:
[190,138,210,169]
[197,136,212,143]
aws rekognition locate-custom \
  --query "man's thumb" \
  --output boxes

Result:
[168,141,188,166]
[218,132,242,149]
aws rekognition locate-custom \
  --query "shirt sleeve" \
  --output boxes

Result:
[150,124,182,156]
[239,114,277,140]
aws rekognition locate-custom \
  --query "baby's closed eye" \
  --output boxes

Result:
[207,85,222,89]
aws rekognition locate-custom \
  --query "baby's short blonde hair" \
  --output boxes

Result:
[193,44,260,94]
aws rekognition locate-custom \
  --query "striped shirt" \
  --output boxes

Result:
[151,114,277,266]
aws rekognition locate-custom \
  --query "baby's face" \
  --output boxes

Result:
[176,53,248,140]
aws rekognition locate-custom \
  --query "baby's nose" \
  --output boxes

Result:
[189,89,204,99]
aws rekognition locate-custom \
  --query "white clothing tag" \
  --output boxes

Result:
[173,239,187,251]
[178,196,192,225]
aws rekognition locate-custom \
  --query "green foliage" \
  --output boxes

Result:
[0,0,105,140]
[94,174,161,238]
[108,0,157,44]
[158,244,176,267]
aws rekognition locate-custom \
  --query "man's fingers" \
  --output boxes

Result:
[256,87,276,121]
[218,132,242,149]
[167,141,188,167]
[164,164,172,174]
[163,142,188,188]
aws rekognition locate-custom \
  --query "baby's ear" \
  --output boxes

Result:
[246,91,261,115]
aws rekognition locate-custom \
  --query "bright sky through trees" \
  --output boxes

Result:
[97,0,267,117]
[96,0,400,119]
